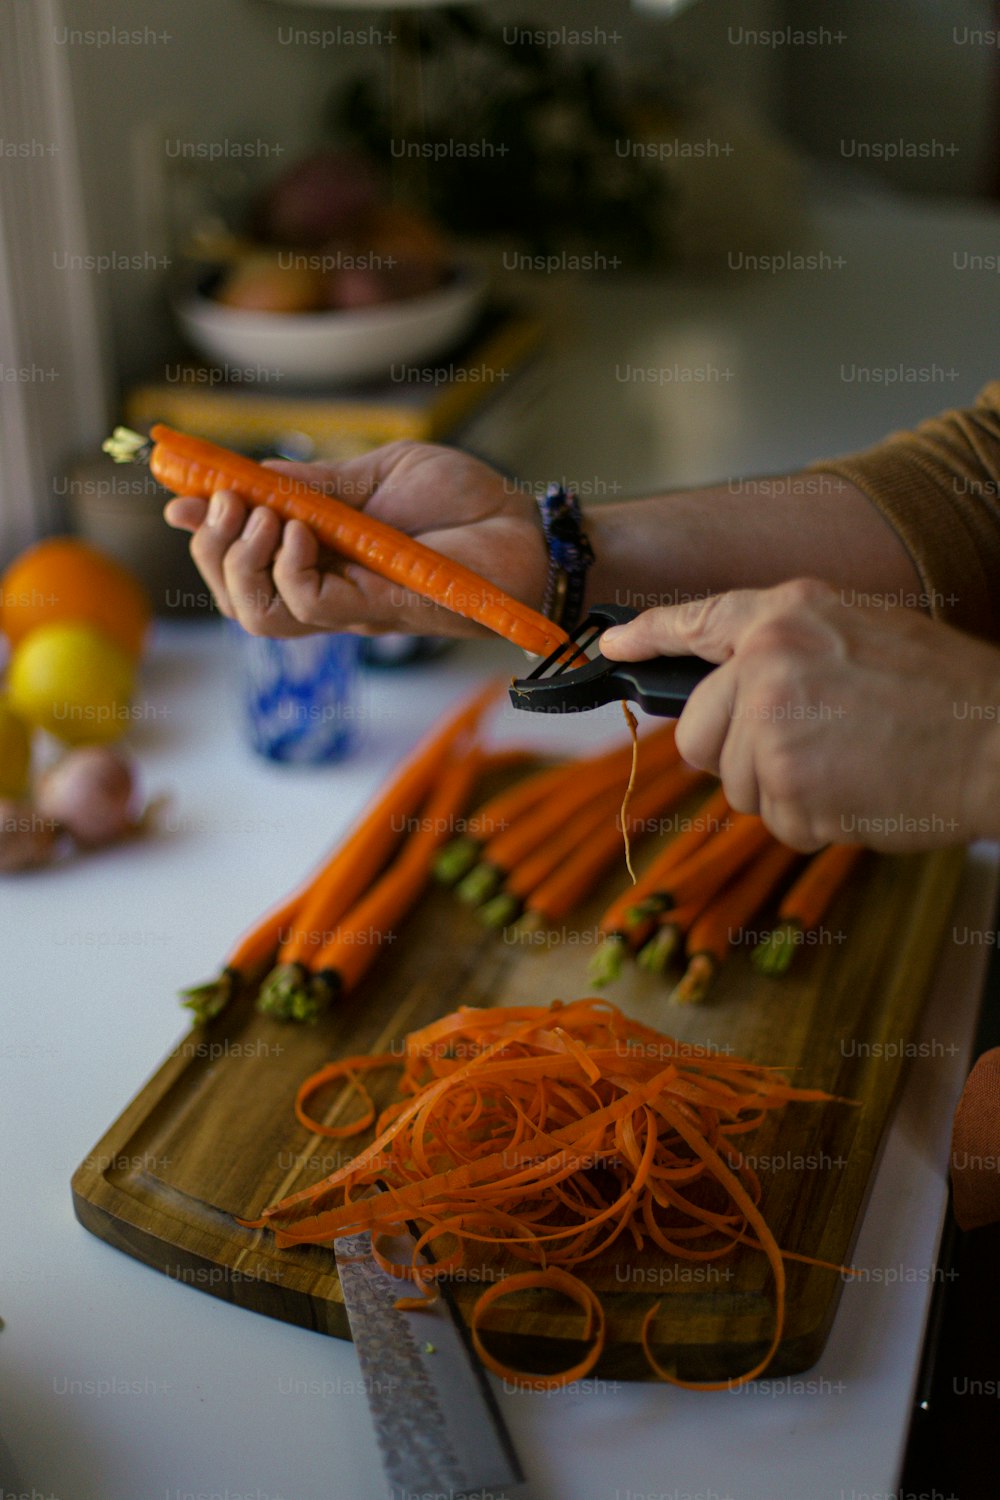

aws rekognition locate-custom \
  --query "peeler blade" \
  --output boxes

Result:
[509,603,715,718]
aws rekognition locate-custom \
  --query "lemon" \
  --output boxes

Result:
[7,622,136,744]
[0,696,31,795]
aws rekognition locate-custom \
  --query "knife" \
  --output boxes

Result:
[335,1220,524,1500]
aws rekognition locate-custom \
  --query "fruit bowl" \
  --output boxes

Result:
[173,265,487,388]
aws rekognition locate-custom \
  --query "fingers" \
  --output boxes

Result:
[164,495,207,532]
[270,518,364,631]
[263,440,421,511]
[188,491,248,617]
[220,506,312,637]
[600,579,838,664]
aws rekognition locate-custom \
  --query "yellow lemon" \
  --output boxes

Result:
[0,696,31,795]
[7,622,136,744]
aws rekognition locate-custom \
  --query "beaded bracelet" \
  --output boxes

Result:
[536,484,595,634]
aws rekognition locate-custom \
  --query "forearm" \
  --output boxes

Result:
[584,470,921,612]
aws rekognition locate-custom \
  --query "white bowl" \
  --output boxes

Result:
[174,267,487,387]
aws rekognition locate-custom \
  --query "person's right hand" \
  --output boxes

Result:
[163,440,550,639]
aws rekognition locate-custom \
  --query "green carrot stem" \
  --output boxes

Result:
[456,863,503,907]
[588,936,628,988]
[752,921,801,976]
[668,952,717,1006]
[180,965,240,1026]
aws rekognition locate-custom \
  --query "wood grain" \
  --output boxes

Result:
[72,807,966,1381]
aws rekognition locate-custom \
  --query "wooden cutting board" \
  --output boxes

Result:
[72,809,966,1382]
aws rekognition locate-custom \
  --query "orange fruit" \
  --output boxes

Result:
[0,537,151,660]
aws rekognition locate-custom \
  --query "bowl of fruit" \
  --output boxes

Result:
[175,150,486,387]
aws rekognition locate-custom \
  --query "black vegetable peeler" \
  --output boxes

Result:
[509,602,715,717]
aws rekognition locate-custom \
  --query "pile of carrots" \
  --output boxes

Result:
[436,720,707,931]
[183,679,510,1024]
[240,999,850,1389]
[434,742,865,1004]
[589,793,866,1003]
[183,691,864,1024]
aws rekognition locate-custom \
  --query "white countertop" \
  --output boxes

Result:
[3,192,1000,1500]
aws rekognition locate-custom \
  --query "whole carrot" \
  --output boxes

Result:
[521,762,707,927]
[104,425,566,657]
[588,784,731,986]
[180,679,497,1023]
[262,746,489,1020]
[753,844,866,976]
[669,841,801,1004]
[458,723,679,907]
[434,759,573,885]
[276,680,498,971]
[658,813,775,915]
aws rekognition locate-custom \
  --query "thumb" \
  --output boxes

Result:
[600,593,760,663]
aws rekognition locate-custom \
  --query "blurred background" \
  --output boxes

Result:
[2,0,999,580]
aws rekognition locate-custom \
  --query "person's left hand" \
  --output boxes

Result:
[600,578,1000,852]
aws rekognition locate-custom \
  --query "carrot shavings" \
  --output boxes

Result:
[241,999,852,1389]
[619,703,640,883]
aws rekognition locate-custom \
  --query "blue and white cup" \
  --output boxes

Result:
[230,625,361,764]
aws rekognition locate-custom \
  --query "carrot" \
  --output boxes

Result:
[521,762,707,926]
[458,723,680,907]
[588,784,730,987]
[478,779,638,930]
[259,743,490,1021]
[182,680,498,1024]
[274,680,498,973]
[104,425,566,657]
[753,844,866,976]
[434,760,574,886]
[180,886,305,1025]
[669,841,801,1004]
[635,892,714,977]
[315,749,489,992]
[620,784,732,926]
[239,1000,849,1390]
[657,812,774,916]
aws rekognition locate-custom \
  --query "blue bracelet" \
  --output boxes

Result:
[536,484,594,634]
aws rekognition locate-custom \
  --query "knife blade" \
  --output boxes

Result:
[335,1222,524,1500]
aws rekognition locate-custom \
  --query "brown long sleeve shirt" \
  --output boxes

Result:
[807,381,1000,643]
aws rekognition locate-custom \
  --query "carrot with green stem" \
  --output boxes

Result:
[457,723,680,907]
[478,779,638,930]
[636,891,716,977]
[588,784,730,987]
[103,424,568,658]
[259,743,491,1021]
[753,843,866,976]
[622,784,732,924]
[271,680,498,980]
[182,679,497,1023]
[654,812,775,916]
[181,887,306,1026]
[669,841,802,1004]
[518,762,708,929]
[434,759,574,886]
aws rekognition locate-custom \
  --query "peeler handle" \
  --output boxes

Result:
[607,651,716,717]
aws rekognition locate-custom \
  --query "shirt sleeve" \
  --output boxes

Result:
[805,380,1000,642]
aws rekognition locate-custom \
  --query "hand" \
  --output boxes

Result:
[163,441,549,639]
[600,578,1000,851]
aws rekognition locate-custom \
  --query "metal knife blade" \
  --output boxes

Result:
[334,1223,524,1500]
